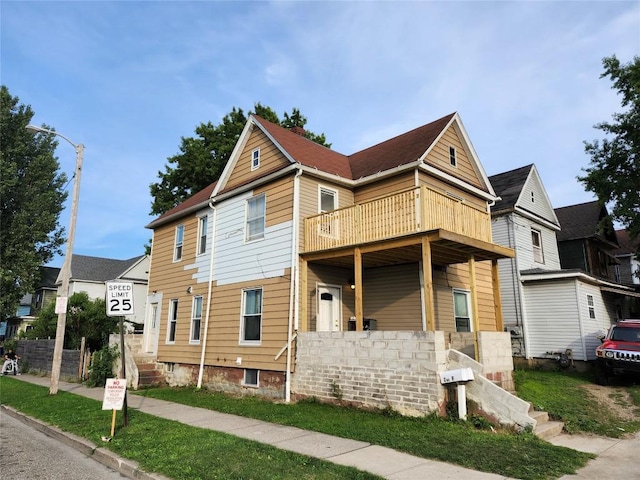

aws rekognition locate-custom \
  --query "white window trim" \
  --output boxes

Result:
[449,146,457,167]
[251,148,260,171]
[190,296,203,344]
[197,215,208,256]
[240,287,263,345]
[245,194,266,243]
[587,294,596,319]
[166,299,178,344]
[531,228,544,264]
[453,289,473,333]
[174,224,184,262]
[318,185,338,213]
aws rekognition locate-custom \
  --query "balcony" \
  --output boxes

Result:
[303,186,493,253]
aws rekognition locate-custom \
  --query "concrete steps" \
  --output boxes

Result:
[530,406,564,440]
[134,355,164,388]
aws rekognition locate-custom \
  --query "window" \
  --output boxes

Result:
[244,369,259,386]
[174,225,184,261]
[190,296,203,343]
[245,194,265,242]
[319,186,337,213]
[167,299,178,343]
[598,251,608,276]
[251,148,260,170]
[319,186,338,237]
[197,215,208,255]
[449,146,457,167]
[587,294,596,319]
[531,191,535,203]
[241,287,262,344]
[531,229,544,264]
[453,290,471,332]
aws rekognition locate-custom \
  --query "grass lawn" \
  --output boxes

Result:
[514,369,640,438]
[0,377,382,480]
[131,383,591,480]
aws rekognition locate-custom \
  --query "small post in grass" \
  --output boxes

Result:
[101,378,126,441]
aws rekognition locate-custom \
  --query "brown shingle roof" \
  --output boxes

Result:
[146,181,217,229]
[614,229,639,255]
[555,201,617,245]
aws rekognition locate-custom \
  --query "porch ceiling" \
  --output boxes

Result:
[301,229,514,268]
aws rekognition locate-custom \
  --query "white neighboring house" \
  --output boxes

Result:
[57,254,150,329]
[490,166,640,361]
[613,229,640,288]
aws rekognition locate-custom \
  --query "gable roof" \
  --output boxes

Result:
[555,201,618,245]
[488,164,533,213]
[149,112,494,229]
[67,254,147,283]
[614,229,639,256]
[146,181,217,229]
[38,266,61,289]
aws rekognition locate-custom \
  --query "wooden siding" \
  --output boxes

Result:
[353,172,415,204]
[254,175,294,228]
[225,128,290,191]
[517,170,558,224]
[304,186,492,253]
[213,189,292,286]
[298,176,354,253]
[424,126,483,190]
[158,274,292,371]
[361,264,423,330]
[446,261,497,330]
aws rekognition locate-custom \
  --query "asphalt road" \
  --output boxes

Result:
[0,411,126,479]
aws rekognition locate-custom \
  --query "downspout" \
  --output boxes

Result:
[197,202,217,388]
[285,167,303,403]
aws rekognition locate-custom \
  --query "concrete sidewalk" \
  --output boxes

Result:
[3,374,637,480]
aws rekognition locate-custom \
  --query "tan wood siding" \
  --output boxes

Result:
[361,264,422,330]
[425,126,483,189]
[226,129,290,191]
[354,172,415,203]
[255,175,294,228]
[445,261,497,330]
[417,172,487,210]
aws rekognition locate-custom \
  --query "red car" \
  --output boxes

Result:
[595,319,640,385]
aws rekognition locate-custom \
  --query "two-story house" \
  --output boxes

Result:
[613,229,640,291]
[491,185,640,362]
[144,113,530,422]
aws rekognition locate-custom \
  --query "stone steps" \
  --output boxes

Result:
[530,406,564,440]
[134,357,164,387]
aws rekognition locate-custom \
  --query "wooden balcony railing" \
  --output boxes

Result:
[303,186,492,253]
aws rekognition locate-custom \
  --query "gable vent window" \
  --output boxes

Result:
[449,146,457,167]
[251,148,260,171]
[531,191,535,203]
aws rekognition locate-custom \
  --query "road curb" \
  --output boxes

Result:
[1,405,171,480]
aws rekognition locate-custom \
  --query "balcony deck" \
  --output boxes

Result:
[303,186,493,254]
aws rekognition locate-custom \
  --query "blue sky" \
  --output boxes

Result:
[2,1,639,267]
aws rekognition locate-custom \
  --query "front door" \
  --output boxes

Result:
[144,302,160,354]
[317,285,341,331]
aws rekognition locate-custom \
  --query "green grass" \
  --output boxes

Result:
[131,384,591,480]
[514,369,640,438]
[0,377,381,480]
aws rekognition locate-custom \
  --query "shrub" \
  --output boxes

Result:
[86,344,119,387]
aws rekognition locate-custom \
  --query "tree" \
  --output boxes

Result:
[0,86,68,320]
[149,104,330,216]
[580,55,640,256]
[23,292,119,351]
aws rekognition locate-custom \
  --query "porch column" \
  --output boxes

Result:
[491,259,504,332]
[300,258,308,331]
[469,255,480,361]
[422,237,435,331]
[354,247,363,331]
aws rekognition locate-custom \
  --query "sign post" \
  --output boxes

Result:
[102,378,127,438]
[105,281,134,427]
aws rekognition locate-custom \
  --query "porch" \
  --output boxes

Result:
[301,187,514,335]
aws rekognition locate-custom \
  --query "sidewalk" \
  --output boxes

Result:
[3,374,638,480]
[2,374,513,480]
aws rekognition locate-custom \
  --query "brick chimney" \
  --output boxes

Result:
[290,126,306,136]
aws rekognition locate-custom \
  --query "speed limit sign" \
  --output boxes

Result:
[106,281,135,316]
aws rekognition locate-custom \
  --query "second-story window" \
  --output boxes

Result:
[449,146,457,167]
[319,186,337,213]
[246,194,265,242]
[197,215,208,255]
[531,229,544,264]
[587,294,596,319]
[174,225,184,261]
[251,148,260,171]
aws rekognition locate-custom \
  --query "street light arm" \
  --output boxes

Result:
[26,124,84,151]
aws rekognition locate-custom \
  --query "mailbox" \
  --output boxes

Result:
[439,368,474,384]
